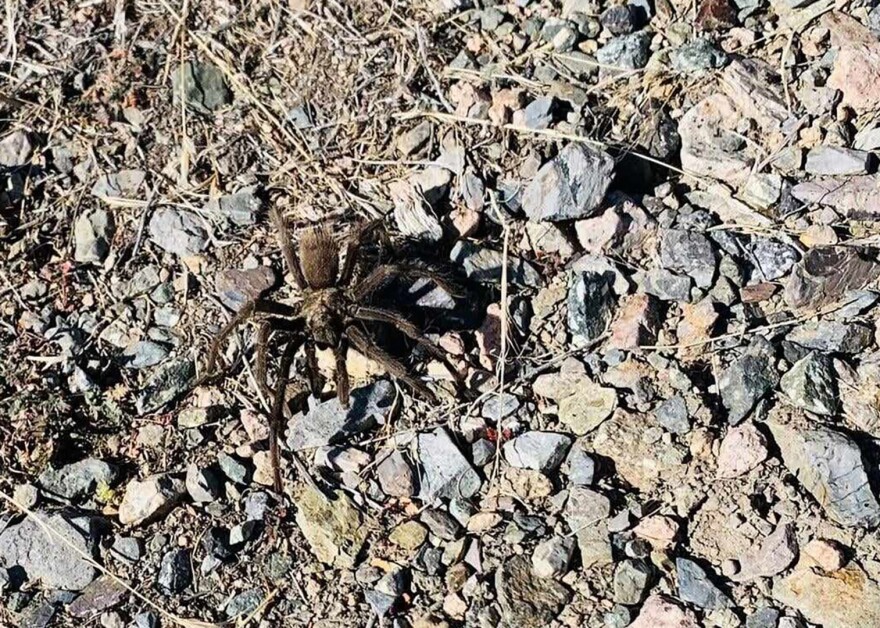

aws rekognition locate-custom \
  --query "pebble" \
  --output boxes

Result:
[779,352,838,415]
[172,61,231,113]
[521,143,615,222]
[294,487,367,568]
[118,475,185,526]
[718,338,778,425]
[225,588,263,618]
[788,320,873,354]
[417,427,482,503]
[751,239,800,281]
[803,538,846,571]
[122,340,169,369]
[390,521,428,550]
[671,38,729,72]
[567,271,615,347]
[660,228,716,288]
[731,523,798,581]
[676,557,733,609]
[639,268,693,301]
[217,452,253,485]
[596,32,652,72]
[420,508,462,540]
[0,130,33,167]
[67,576,128,617]
[74,209,115,263]
[135,358,195,415]
[90,169,147,200]
[148,208,209,257]
[185,463,222,502]
[564,487,612,567]
[630,594,700,628]
[600,5,636,34]
[503,431,573,471]
[613,559,653,605]
[532,535,575,578]
[565,442,596,486]
[804,146,872,176]
[654,395,690,434]
[204,187,261,226]
[157,548,192,595]
[214,267,275,311]
[717,422,768,478]
[376,449,415,498]
[38,457,116,501]
[495,556,572,627]
[513,97,555,129]
[450,241,541,286]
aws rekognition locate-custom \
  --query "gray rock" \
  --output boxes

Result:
[225,588,262,618]
[785,246,880,310]
[287,380,394,450]
[450,241,541,286]
[136,358,195,415]
[122,340,169,369]
[482,393,521,421]
[532,536,575,578]
[676,557,732,609]
[0,130,33,167]
[472,439,496,467]
[185,463,222,502]
[596,32,651,72]
[205,187,261,226]
[0,512,98,590]
[91,169,146,200]
[752,239,799,281]
[67,576,127,617]
[746,607,782,628]
[787,320,873,354]
[109,536,143,563]
[396,121,432,156]
[148,208,209,257]
[118,476,185,526]
[805,146,872,176]
[870,4,880,36]
[516,97,555,129]
[604,604,634,628]
[391,180,443,242]
[496,556,572,628]
[655,395,690,434]
[660,229,715,288]
[217,453,253,485]
[157,548,191,595]
[418,427,482,503]
[613,559,653,605]
[732,522,798,581]
[565,443,596,486]
[780,352,838,415]
[670,38,729,73]
[376,449,415,498]
[38,458,116,501]
[17,601,55,628]
[600,5,636,34]
[420,509,461,540]
[639,268,692,301]
[718,337,778,425]
[568,271,614,347]
[503,432,573,471]
[564,487,612,567]
[74,209,115,263]
[172,61,231,114]
[521,143,614,222]
[768,421,880,527]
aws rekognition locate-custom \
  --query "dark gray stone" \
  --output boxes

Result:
[136,358,195,415]
[38,458,116,501]
[172,61,231,114]
[613,559,653,605]
[718,338,778,425]
[639,268,692,301]
[746,607,782,628]
[521,143,615,222]
[67,576,127,617]
[287,380,394,450]
[676,557,733,609]
[785,247,880,310]
[133,612,159,628]
[519,97,555,129]
[122,340,169,369]
[157,549,191,595]
[600,5,636,34]
[417,427,482,503]
[450,241,541,286]
[660,229,715,288]
[420,509,462,540]
[787,320,873,354]
[17,601,56,628]
[74,209,115,263]
[205,187,260,226]
[670,38,729,72]
[780,352,838,415]
[148,208,208,257]
[752,239,800,281]
[568,271,614,347]
[90,170,146,200]
[482,393,521,421]
[503,432,573,471]
[596,32,651,71]
[225,588,262,618]
[109,536,143,563]
[655,395,690,434]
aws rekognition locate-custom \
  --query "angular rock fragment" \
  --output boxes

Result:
[450,241,541,286]
[503,432,572,471]
[136,358,195,415]
[787,320,873,354]
[417,427,482,503]
[496,556,572,628]
[731,523,798,582]
[785,246,880,310]
[294,487,367,568]
[630,594,700,628]
[38,458,117,501]
[660,229,716,288]
[148,208,209,257]
[568,271,614,347]
[613,559,653,605]
[172,61,231,113]
[805,146,873,176]
[676,557,732,609]
[74,209,115,263]
[563,487,612,568]
[779,352,838,415]
[118,476,185,526]
[791,175,880,219]
[718,337,778,425]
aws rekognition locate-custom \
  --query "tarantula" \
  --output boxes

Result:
[199,207,462,491]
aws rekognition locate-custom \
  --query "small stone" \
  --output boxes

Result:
[294,487,367,568]
[564,487,612,568]
[482,392,521,421]
[217,452,253,485]
[74,209,115,263]
[633,515,679,549]
[575,207,625,254]
[450,241,540,286]
[417,427,482,503]
[731,523,798,582]
[568,271,615,347]
[676,557,733,609]
[135,358,195,415]
[639,268,692,302]
[390,179,443,242]
[513,97,555,130]
[718,338,778,425]
[609,293,660,350]
[472,439,496,467]
[596,32,651,73]
[565,442,596,486]
[390,521,428,550]
[805,146,872,176]
[601,5,636,35]
[68,576,127,617]
[118,476,185,526]
[696,0,737,30]
[0,130,32,167]
[122,340,169,370]
[496,556,572,628]
[0,512,98,590]
[13,483,38,509]
[109,536,143,563]
[746,607,781,628]
[157,548,191,595]
[803,538,846,571]
[741,173,783,209]
[172,61,231,113]
[204,187,261,226]
[214,267,275,311]
[780,352,838,415]
[654,396,690,435]
[786,246,880,310]
[421,508,462,540]
[532,536,575,578]
[376,449,415,498]
[788,320,873,354]
[185,464,222,502]
[604,605,634,628]
[613,559,653,605]
[148,208,209,257]
[38,458,116,501]
[503,432,572,471]
[671,38,729,72]
[752,240,799,281]
[630,594,700,628]
[556,379,618,435]
[717,422,768,478]
[287,380,394,450]
[522,221,575,258]
[397,121,432,156]
[661,228,716,288]
[90,169,146,201]
[521,143,615,222]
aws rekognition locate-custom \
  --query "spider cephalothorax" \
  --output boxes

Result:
[198,207,463,491]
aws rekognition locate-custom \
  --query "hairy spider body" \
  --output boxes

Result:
[198,208,464,492]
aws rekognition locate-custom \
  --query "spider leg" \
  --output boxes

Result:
[334,339,350,407]
[303,340,324,398]
[337,219,384,286]
[351,263,462,302]
[345,325,437,402]
[271,206,307,289]
[352,305,465,386]
[270,337,301,493]
[255,321,274,402]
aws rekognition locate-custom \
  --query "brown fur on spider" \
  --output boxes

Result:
[198,207,464,491]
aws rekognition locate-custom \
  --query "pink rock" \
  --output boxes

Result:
[476,303,503,370]
[633,515,679,549]
[679,94,753,184]
[449,207,481,238]
[608,294,660,350]
[732,523,798,582]
[803,538,846,572]
[717,422,768,479]
[676,299,719,360]
[240,410,270,443]
[825,13,880,112]
[575,207,624,254]
[630,594,700,628]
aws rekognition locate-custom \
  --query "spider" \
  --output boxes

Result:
[198,207,463,491]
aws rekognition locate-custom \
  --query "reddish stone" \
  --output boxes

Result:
[696,0,737,31]
[608,294,660,350]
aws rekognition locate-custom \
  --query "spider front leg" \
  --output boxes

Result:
[303,340,325,398]
[270,206,307,289]
[352,305,465,388]
[351,263,462,302]
[345,325,437,403]
[337,219,384,286]
[334,340,351,407]
[269,336,301,493]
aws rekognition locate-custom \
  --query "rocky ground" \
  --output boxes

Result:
[3,0,880,627]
